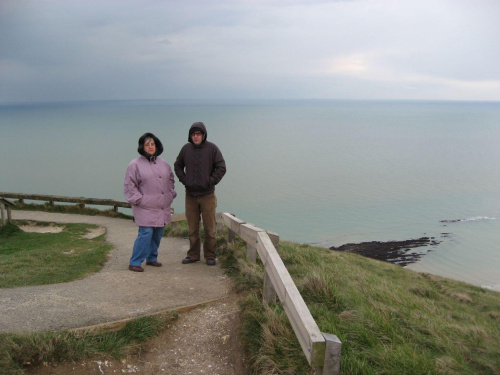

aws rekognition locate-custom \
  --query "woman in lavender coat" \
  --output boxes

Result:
[124,133,177,272]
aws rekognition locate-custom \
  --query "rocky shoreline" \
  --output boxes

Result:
[329,236,442,267]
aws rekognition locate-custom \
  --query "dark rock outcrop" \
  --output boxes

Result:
[330,237,441,267]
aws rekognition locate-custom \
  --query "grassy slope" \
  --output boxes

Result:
[221,239,500,375]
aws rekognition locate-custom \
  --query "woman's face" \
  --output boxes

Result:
[144,138,156,155]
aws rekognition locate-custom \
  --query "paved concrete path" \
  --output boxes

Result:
[0,211,232,334]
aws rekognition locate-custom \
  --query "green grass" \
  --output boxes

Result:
[0,221,113,288]
[217,239,500,375]
[163,219,190,238]
[0,312,177,375]
[0,222,23,237]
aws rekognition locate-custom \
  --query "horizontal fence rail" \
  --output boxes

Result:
[220,212,342,375]
[0,192,188,223]
[0,192,130,212]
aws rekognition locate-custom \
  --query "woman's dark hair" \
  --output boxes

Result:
[137,132,163,158]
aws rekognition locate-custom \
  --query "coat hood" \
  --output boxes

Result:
[188,122,208,144]
[138,132,164,159]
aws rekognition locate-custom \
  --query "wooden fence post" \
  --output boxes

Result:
[222,213,245,244]
[263,269,278,303]
[215,213,224,231]
[315,333,342,375]
[0,202,5,225]
[240,223,264,262]
[246,243,257,263]
[267,230,280,250]
[0,199,15,225]
[228,229,236,243]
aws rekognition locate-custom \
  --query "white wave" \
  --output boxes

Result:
[482,284,500,292]
[440,216,496,224]
[461,216,496,222]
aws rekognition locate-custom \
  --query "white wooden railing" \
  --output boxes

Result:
[220,212,342,375]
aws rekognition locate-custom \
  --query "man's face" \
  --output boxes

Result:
[191,131,204,145]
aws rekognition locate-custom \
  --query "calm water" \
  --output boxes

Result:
[1,99,499,291]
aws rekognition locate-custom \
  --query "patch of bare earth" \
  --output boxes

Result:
[26,292,248,375]
[81,226,106,239]
[18,222,65,234]
[18,222,106,239]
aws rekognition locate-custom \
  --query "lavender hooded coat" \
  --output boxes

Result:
[124,133,177,227]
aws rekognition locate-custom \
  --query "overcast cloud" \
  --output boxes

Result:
[1,0,499,103]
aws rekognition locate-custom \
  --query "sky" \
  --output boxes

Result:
[1,0,499,104]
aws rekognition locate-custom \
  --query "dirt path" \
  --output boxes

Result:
[26,293,247,375]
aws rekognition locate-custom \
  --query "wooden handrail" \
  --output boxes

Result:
[0,192,130,211]
[220,212,341,375]
[1,192,184,222]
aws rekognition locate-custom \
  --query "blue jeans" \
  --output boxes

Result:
[129,226,165,266]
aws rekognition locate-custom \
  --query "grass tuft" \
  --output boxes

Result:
[0,222,22,237]
[163,220,190,238]
[0,313,177,374]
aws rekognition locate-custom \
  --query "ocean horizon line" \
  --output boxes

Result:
[2,97,500,107]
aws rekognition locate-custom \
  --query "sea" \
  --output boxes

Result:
[1,99,499,291]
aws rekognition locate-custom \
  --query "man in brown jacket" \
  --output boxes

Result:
[174,122,226,266]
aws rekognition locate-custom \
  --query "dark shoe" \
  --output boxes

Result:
[146,261,162,267]
[128,265,144,272]
[182,257,199,264]
[206,258,216,266]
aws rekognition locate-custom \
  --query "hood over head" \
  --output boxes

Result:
[137,132,163,160]
[188,122,207,144]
